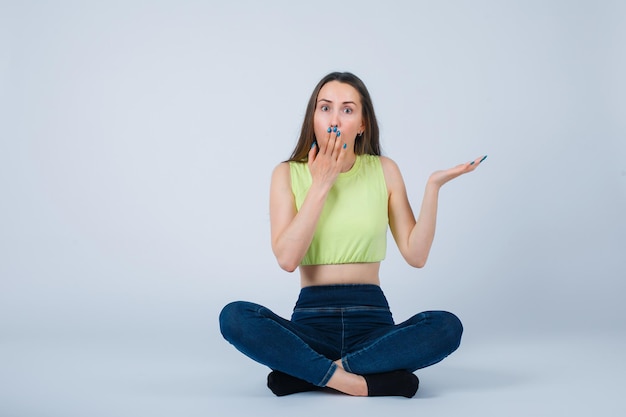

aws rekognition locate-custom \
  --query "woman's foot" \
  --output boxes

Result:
[363,370,419,398]
[267,371,321,396]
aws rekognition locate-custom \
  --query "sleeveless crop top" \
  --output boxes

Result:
[289,154,389,265]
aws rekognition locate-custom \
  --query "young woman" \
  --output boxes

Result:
[219,72,486,398]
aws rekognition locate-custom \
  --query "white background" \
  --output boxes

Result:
[1,1,625,416]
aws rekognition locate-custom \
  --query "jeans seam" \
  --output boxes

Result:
[342,357,352,373]
[318,362,338,387]
[340,309,345,358]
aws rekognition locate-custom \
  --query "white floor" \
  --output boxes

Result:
[2,329,623,417]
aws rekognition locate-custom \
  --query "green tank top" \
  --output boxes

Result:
[289,154,388,265]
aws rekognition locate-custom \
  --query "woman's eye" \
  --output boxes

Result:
[343,107,353,114]
[320,105,329,111]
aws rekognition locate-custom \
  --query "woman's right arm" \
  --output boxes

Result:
[270,134,348,272]
[270,162,329,272]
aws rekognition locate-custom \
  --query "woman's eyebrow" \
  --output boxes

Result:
[317,98,356,105]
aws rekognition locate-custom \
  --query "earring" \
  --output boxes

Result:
[357,132,363,139]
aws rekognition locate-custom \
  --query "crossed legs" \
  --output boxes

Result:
[220,301,460,397]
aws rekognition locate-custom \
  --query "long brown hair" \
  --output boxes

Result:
[288,72,381,162]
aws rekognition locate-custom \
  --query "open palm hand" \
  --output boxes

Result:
[428,155,487,188]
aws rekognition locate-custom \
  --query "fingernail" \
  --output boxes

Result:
[336,131,341,137]
[480,155,488,163]
[343,143,347,149]
[333,126,337,132]
[311,141,317,148]
[470,161,475,165]
[327,127,331,133]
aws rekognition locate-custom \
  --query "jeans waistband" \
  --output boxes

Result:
[295,284,389,310]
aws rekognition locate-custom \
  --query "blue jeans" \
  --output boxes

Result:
[219,284,462,387]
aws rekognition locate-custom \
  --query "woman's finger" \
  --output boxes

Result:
[469,155,487,167]
[331,129,343,158]
[321,126,334,155]
[336,140,348,165]
[328,129,339,156]
[307,141,318,168]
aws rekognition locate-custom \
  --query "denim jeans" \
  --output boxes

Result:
[219,284,462,387]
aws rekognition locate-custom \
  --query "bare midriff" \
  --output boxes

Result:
[299,263,381,288]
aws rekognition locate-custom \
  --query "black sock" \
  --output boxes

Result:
[363,370,419,398]
[267,370,321,396]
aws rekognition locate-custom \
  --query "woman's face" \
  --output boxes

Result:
[313,81,365,150]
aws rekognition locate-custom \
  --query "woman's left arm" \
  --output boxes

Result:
[382,155,486,268]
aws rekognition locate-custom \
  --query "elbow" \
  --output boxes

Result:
[406,255,428,269]
[409,260,426,269]
[272,245,299,272]
[278,261,298,273]
[401,245,430,268]
[275,253,299,273]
